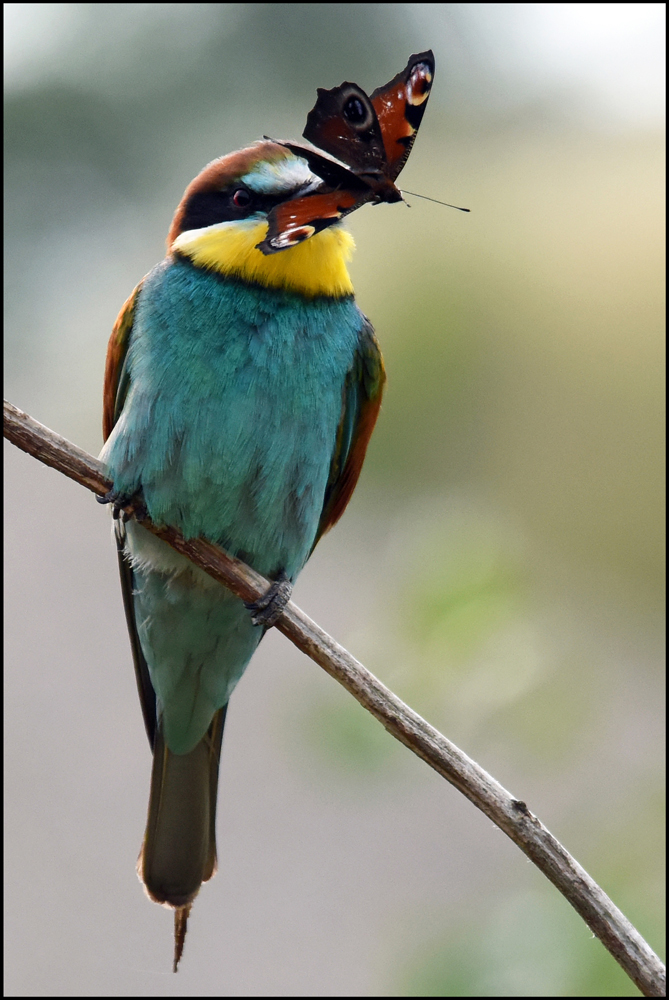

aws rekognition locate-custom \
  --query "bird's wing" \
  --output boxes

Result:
[102,282,143,442]
[102,282,157,746]
[314,318,386,547]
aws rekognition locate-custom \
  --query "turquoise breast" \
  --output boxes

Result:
[104,255,365,579]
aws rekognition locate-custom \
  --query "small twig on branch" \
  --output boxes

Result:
[4,398,666,998]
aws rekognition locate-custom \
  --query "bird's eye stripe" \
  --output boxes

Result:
[175,181,319,238]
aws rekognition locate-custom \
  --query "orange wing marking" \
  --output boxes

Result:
[102,283,142,441]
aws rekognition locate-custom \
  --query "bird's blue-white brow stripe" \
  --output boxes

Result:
[242,157,317,195]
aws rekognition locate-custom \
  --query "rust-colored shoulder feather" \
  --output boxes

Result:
[315,320,386,544]
[102,282,143,441]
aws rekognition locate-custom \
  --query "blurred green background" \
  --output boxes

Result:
[4,4,664,996]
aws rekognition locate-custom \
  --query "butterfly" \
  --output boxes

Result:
[258,50,435,254]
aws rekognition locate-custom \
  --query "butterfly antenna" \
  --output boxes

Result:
[401,190,470,212]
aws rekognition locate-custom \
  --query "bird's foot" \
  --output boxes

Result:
[96,487,147,522]
[245,571,292,627]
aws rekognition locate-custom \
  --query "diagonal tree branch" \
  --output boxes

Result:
[4,398,665,997]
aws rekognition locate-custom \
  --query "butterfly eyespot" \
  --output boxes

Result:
[407,63,432,106]
[232,188,252,208]
[343,96,366,124]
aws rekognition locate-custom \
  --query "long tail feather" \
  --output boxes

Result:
[173,905,191,973]
[138,706,227,969]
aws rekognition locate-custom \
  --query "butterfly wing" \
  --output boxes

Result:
[302,51,435,183]
[258,188,364,254]
[370,49,435,181]
[303,81,387,176]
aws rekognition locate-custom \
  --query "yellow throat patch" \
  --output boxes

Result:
[172,219,355,298]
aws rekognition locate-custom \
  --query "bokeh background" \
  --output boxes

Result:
[4,4,665,996]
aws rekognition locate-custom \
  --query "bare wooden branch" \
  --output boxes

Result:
[4,398,666,998]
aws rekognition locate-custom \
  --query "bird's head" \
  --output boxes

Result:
[168,141,356,298]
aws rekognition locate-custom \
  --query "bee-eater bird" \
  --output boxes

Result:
[99,51,434,970]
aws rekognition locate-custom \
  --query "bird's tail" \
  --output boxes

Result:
[138,705,227,971]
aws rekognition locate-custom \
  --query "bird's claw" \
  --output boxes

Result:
[245,572,292,627]
[96,487,148,522]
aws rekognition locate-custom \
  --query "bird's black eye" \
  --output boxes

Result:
[344,96,366,123]
[232,188,252,208]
